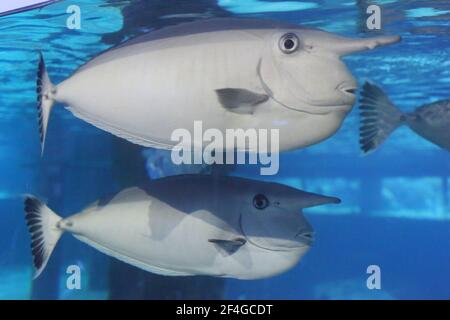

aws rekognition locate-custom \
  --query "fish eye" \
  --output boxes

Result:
[279,33,300,54]
[253,194,269,210]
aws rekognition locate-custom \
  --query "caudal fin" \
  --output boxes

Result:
[36,52,56,155]
[359,82,404,153]
[24,196,63,279]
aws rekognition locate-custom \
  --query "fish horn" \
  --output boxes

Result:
[296,191,341,209]
[333,35,401,56]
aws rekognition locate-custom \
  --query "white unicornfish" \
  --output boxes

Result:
[24,175,340,280]
[36,18,400,153]
[359,82,450,153]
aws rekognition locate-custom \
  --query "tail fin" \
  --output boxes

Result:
[36,52,56,155]
[359,82,404,153]
[24,195,63,279]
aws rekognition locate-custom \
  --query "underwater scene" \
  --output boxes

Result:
[0,0,449,300]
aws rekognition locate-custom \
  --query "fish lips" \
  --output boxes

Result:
[270,93,355,115]
[337,81,358,98]
[295,229,315,246]
[271,80,356,115]
[257,58,354,114]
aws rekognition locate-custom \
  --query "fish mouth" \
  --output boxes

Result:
[295,230,315,246]
[342,88,357,95]
[238,209,312,251]
[257,58,353,114]
[337,81,358,97]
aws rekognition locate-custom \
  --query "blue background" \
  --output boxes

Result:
[0,0,449,299]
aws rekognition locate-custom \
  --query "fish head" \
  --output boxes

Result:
[259,27,401,114]
[238,179,341,252]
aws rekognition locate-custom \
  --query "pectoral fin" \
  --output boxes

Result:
[216,88,268,114]
[209,237,246,256]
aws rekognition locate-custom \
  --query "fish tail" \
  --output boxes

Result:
[359,81,404,154]
[36,52,56,155]
[24,195,63,279]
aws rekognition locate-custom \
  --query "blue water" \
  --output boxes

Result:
[0,0,449,299]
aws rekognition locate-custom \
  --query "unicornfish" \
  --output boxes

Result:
[23,174,341,280]
[36,18,400,153]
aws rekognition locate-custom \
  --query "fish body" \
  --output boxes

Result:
[405,100,450,150]
[359,82,450,152]
[24,175,341,280]
[36,18,400,153]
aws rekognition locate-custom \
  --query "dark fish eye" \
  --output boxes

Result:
[253,194,269,210]
[279,33,300,54]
